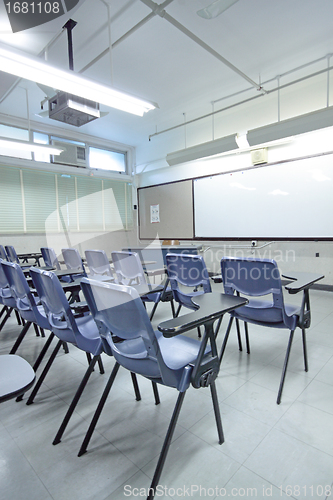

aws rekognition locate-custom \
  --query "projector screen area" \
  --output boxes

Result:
[194,154,333,240]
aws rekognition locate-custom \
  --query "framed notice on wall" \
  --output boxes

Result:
[150,204,160,223]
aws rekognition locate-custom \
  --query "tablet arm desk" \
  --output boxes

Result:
[282,272,324,330]
[158,292,248,389]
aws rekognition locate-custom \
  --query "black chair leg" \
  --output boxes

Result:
[14,309,21,325]
[53,355,101,445]
[149,302,158,321]
[219,316,234,364]
[26,339,63,405]
[235,318,243,351]
[210,380,224,445]
[97,355,105,374]
[131,372,141,401]
[16,332,55,402]
[0,307,12,331]
[277,329,295,405]
[0,305,7,320]
[197,326,202,338]
[78,361,120,457]
[214,315,223,338]
[152,381,160,405]
[86,352,92,366]
[32,332,55,372]
[33,323,40,337]
[170,299,175,318]
[62,342,69,354]
[175,304,182,318]
[147,390,186,500]
[302,329,308,372]
[9,321,32,354]
[244,321,250,354]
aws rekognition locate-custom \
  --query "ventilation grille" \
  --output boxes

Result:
[251,148,268,165]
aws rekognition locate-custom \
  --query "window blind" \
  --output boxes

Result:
[0,165,133,234]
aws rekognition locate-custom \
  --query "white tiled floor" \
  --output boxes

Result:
[1,286,333,499]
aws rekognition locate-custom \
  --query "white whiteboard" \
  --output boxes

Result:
[194,154,333,239]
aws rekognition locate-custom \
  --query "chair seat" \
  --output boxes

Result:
[74,315,103,355]
[175,290,204,311]
[0,354,35,403]
[157,330,205,370]
[231,299,300,327]
[111,330,207,379]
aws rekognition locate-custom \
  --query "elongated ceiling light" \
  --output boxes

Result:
[0,137,64,155]
[0,43,157,116]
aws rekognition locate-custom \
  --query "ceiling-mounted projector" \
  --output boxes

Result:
[48,91,100,127]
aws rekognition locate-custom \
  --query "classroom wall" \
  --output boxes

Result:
[137,125,333,286]
[0,227,139,264]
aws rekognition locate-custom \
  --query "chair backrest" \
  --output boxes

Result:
[0,258,9,291]
[0,259,17,306]
[41,247,61,270]
[0,245,8,261]
[80,278,179,388]
[221,257,282,300]
[30,267,102,355]
[29,267,78,344]
[166,253,211,298]
[85,250,113,277]
[62,248,86,273]
[1,261,50,328]
[111,251,146,286]
[5,245,20,263]
[220,257,294,327]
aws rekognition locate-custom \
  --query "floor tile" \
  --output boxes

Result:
[244,429,333,499]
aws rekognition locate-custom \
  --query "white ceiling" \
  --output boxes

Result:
[1,0,333,154]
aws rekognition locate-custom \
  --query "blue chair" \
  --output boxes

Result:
[28,267,148,445]
[0,354,35,403]
[0,245,8,260]
[0,259,11,330]
[0,258,24,335]
[166,253,211,315]
[40,247,61,270]
[220,257,314,404]
[85,249,114,278]
[112,250,174,320]
[1,261,55,379]
[165,253,218,337]
[62,248,86,275]
[5,245,20,263]
[77,277,223,497]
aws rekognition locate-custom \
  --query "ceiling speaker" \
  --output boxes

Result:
[251,148,268,165]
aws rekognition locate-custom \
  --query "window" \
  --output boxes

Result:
[89,147,126,173]
[0,127,128,173]
[0,165,132,233]
[0,124,31,160]
[33,132,50,163]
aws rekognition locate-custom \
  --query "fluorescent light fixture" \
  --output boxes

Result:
[247,106,333,146]
[0,137,64,155]
[0,42,157,116]
[166,134,238,166]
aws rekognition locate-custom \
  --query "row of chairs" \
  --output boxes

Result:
[0,246,315,498]
[2,244,314,406]
[0,250,222,498]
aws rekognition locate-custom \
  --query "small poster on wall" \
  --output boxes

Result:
[150,204,160,223]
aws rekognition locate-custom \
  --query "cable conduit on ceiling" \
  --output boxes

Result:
[149,63,333,140]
